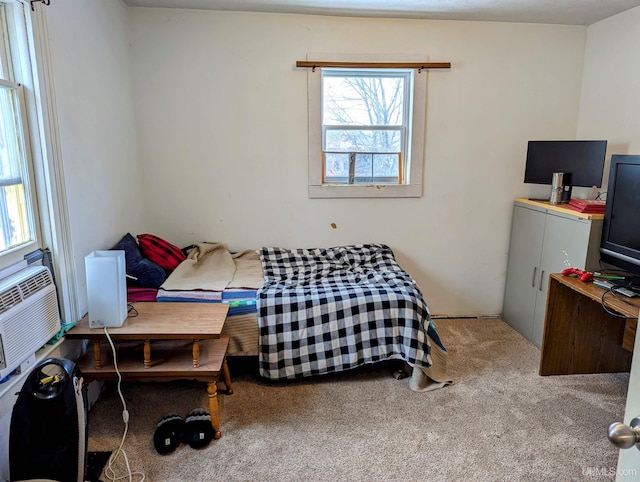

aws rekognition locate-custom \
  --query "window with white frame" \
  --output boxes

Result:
[307,64,427,198]
[0,2,42,269]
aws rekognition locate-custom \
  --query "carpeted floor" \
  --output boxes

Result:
[87,318,629,481]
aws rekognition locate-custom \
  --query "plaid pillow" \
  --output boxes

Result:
[137,234,186,272]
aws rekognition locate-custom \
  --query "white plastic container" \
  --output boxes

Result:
[85,250,127,329]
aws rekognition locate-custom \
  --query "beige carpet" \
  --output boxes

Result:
[87,318,629,481]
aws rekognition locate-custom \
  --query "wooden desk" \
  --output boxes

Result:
[67,302,233,438]
[539,274,639,376]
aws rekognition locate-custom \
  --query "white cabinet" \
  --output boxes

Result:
[503,199,603,348]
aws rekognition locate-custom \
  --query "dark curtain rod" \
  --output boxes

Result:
[296,60,451,72]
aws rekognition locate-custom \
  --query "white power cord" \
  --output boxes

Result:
[102,327,146,482]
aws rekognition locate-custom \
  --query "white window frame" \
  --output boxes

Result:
[0,2,42,269]
[0,1,78,324]
[322,68,411,185]
[307,55,427,198]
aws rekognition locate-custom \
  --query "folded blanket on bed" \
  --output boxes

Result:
[160,243,264,291]
[160,242,235,291]
[257,244,443,383]
[228,250,265,289]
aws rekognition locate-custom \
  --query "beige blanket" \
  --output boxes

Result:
[160,242,264,291]
[409,339,454,392]
[229,250,265,289]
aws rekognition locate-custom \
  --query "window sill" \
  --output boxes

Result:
[309,183,422,198]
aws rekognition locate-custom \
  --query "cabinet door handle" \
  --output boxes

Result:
[539,270,545,291]
[532,267,537,287]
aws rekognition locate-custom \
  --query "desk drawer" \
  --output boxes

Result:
[623,318,637,353]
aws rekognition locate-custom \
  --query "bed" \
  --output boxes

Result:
[155,242,452,391]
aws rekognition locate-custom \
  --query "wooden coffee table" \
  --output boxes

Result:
[67,302,232,439]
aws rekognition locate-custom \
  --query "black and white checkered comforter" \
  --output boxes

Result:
[257,244,436,380]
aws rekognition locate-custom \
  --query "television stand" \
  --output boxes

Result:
[539,273,639,376]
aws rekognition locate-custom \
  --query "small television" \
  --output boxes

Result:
[600,155,640,283]
[524,140,607,191]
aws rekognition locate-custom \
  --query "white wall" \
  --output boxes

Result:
[44,0,143,315]
[576,6,640,477]
[0,2,142,476]
[577,6,640,183]
[129,9,587,316]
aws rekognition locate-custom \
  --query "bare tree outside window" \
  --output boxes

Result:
[322,69,412,184]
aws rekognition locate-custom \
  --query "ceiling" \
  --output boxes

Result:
[123,0,640,26]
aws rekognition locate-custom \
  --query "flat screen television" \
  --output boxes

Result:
[600,154,640,283]
[524,140,607,187]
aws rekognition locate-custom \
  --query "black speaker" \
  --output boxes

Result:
[9,357,88,482]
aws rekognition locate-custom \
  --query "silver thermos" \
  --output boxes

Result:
[549,172,564,205]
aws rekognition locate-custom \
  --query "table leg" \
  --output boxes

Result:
[93,342,101,369]
[193,340,200,368]
[206,382,222,439]
[221,357,234,395]
[144,339,151,368]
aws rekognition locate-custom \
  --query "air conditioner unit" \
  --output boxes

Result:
[0,265,61,380]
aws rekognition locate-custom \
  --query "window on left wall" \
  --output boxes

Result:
[0,2,43,271]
